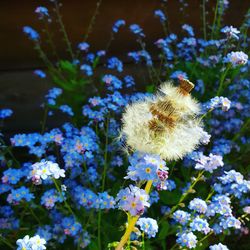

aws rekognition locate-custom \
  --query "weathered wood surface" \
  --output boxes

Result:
[0,0,249,134]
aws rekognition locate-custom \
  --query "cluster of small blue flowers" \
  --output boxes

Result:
[29,160,65,185]
[41,188,63,209]
[225,51,248,67]
[35,6,50,21]
[34,69,46,78]
[45,87,63,106]
[0,109,13,119]
[23,26,40,41]
[194,153,224,173]
[116,185,150,216]
[221,25,240,40]
[128,50,153,66]
[215,170,250,199]
[125,152,169,190]
[202,96,231,113]
[112,19,126,33]
[136,217,158,238]
[107,57,123,72]
[7,186,34,205]
[73,185,115,210]
[154,10,166,23]
[173,193,242,249]
[0,206,19,230]
[16,235,46,250]
[59,104,74,116]
[11,124,99,165]
[129,24,145,37]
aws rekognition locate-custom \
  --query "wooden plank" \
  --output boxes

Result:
[0,0,248,70]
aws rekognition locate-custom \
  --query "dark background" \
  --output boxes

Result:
[0,0,249,134]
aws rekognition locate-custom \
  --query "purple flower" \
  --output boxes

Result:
[116,185,150,216]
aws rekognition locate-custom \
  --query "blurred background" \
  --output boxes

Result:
[0,0,249,134]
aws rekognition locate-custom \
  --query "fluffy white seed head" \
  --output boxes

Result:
[158,81,200,116]
[121,81,203,161]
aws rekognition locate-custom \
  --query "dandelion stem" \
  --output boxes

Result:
[115,180,153,250]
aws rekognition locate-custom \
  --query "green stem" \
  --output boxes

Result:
[216,65,231,96]
[0,235,15,249]
[101,117,109,192]
[163,171,205,221]
[28,205,41,225]
[202,0,207,40]
[211,0,219,39]
[142,232,145,250]
[83,0,103,42]
[53,178,76,218]
[53,1,75,60]
[199,108,214,123]
[43,20,60,60]
[169,243,178,250]
[98,117,109,249]
[197,231,213,247]
[0,137,21,168]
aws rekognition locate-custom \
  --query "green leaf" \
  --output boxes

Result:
[146,85,155,93]
[59,60,77,75]
[160,190,181,205]
[159,221,170,239]
[88,241,99,250]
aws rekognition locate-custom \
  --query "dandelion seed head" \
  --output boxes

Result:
[121,80,203,160]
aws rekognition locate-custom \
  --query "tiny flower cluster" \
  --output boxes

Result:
[29,160,65,185]
[16,235,46,250]
[116,185,150,216]
[125,152,169,189]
